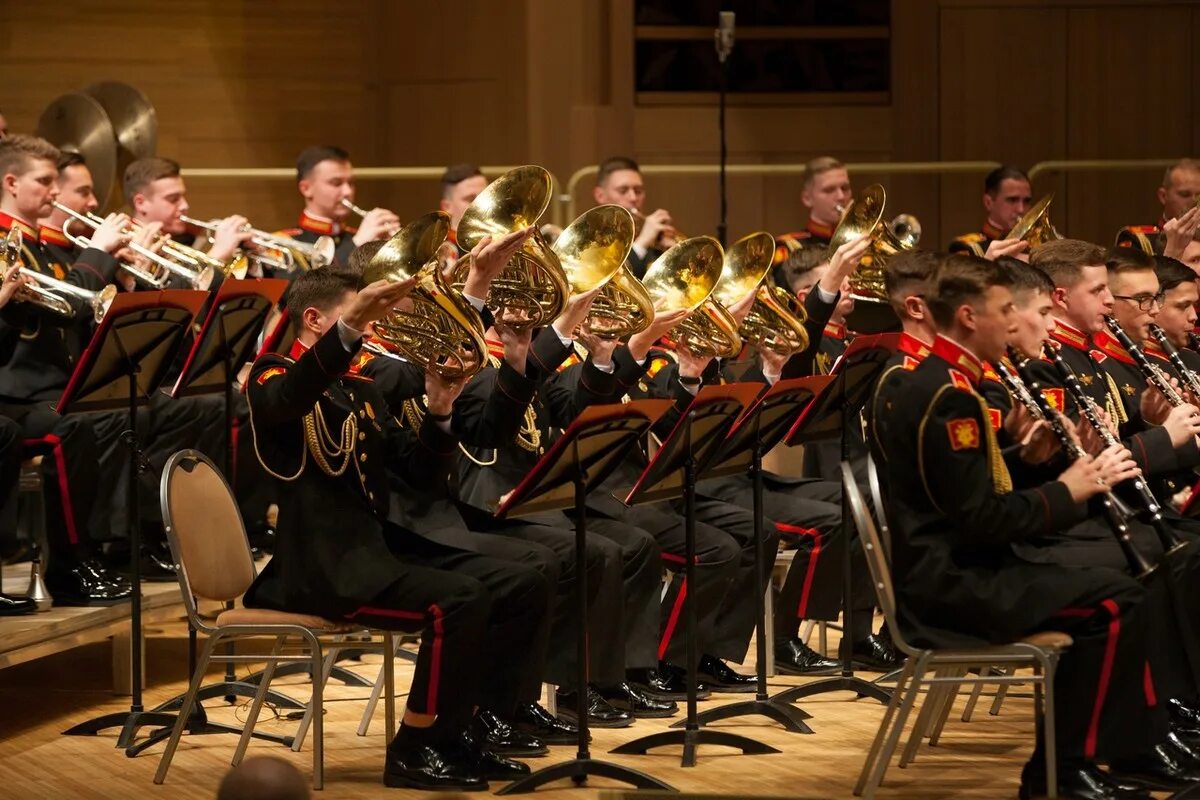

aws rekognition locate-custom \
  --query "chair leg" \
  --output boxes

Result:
[383,632,395,746]
[961,667,994,722]
[818,620,828,656]
[293,646,338,754]
[1042,655,1058,800]
[310,638,325,791]
[233,636,285,767]
[798,619,815,646]
[864,656,928,799]
[154,636,219,785]
[989,677,1011,716]
[928,666,969,747]
[855,659,914,796]
[899,664,955,768]
[357,636,400,737]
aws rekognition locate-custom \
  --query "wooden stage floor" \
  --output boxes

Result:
[0,609,1066,800]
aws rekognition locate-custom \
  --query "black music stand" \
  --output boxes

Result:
[126,280,301,757]
[685,376,831,733]
[611,383,780,768]
[59,291,205,749]
[770,334,898,708]
[493,401,676,795]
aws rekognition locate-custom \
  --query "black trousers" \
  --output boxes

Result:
[0,416,22,556]
[348,526,551,733]
[0,400,102,568]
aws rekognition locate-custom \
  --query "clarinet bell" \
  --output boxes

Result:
[26,546,52,612]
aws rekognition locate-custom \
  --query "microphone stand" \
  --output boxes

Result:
[714,11,734,248]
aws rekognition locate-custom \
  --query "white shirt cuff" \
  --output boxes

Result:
[632,243,648,260]
[337,318,364,351]
[594,360,615,374]
[679,378,699,396]
[462,293,486,313]
[762,371,781,386]
[815,285,838,304]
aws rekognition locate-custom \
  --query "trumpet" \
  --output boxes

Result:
[53,203,213,290]
[3,227,115,321]
[180,215,301,274]
[630,207,684,248]
[341,198,370,218]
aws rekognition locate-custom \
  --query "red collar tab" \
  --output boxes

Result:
[38,224,70,247]
[288,338,310,360]
[981,220,1005,240]
[486,338,505,360]
[1051,319,1090,352]
[898,332,931,360]
[1143,339,1169,361]
[0,212,38,243]
[299,210,340,236]
[1091,329,1135,365]
[823,321,847,341]
[981,360,1001,383]
[807,218,835,240]
[931,335,983,385]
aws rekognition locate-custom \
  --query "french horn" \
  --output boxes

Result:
[452,165,569,331]
[642,236,741,358]
[362,212,488,378]
[713,232,809,356]
[1003,193,1061,249]
[553,205,653,339]
[829,183,921,302]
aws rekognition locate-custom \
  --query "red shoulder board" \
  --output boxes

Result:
[902,355,921,371]
[348,348,377,375]
[947,418,980,450]
[646,356,671,379]
[556,351,582,373]
[948,368,973,392]
[256,366,286,385]
[1090,349,1108,364]
[986,407,1002,432]
[1041,387,1065,412]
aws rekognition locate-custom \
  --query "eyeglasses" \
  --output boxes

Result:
[1113,292,1166,312]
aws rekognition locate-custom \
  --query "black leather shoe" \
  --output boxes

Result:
[141,544,178,582]
[45,562,133,606]
[1166,729,1200,765]
[513,702,581,745]
[1019,759,1150,799]
[0,592,36,616]
[246,523,276,556]
[80,559,132,595]
[629,662,711,701]
[1108,746,1200,792]
[1169,697,1200,730]
[595,681,678,718]
[696,654,756,693]
[452,729,531,782]
[555,685,633,729]
[473,710,547,757]
[774,637,840,676]
[383,741,488,791]
[850,633,903,671]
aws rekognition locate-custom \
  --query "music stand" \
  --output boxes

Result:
[769,334,898,708]
[59,291,205,749]
[126,280,301,757]
[493,400,676,795]
[685,376,831,733]
[611,383,780,768]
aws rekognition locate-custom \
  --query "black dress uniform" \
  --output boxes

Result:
[626,242,663,281]
[0,211,129,603]
[247,327,550,737]
[453,330,662,696]
[872,334,1166,766]
[1116,224,1164,255]
[769,218,834,289]
[948,220,1006,257]
[273,211,357,272]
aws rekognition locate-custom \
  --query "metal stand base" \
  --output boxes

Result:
[125,704,293,757]
[152,682,303,712]
[771,674,892,705]
[687,698,812,733]
[497,756,674,795]
[243,661,372,688]
[612,726,780,768]
[63,710,178,749]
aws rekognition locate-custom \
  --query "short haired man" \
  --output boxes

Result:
[948,166,1032,256]
[1117,159,1200,256]
[271,145,399,269]
[771,156,852,273]
[592,156,679,279]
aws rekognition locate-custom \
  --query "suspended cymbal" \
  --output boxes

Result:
[36,92,118,210]
[82,81,158,169]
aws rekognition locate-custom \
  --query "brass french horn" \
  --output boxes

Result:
[363,212,488,378]
[829,183,920,302]
[1003,193,1061,249]
[553,205,653,339]
[713,232,809,356]
[642,236,741,358]
[452,165,569,331]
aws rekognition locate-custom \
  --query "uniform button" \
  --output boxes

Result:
[359,452,367,462]
[359,410,366,418]
[368,491,375,501]
[358,432,366,441]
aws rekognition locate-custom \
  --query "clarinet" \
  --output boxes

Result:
[1044,340,1186,555]
[1149,323,1200,399]
[1103,314,1184,405]
[1003,351,1154,578]
[1188,331,1200,352]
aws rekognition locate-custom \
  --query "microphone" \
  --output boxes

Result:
[715,11,736,63]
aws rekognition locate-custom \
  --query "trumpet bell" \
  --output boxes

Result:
[1004,193,1061,249]
[453,166,568,331]
[366,212,488,378]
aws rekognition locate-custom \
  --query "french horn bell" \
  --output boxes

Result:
[642,236,741,358]
[1003,193,1061,250]
[713,232,809,356]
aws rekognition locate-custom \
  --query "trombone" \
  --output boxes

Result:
[3,229,115,322]
[53,203,214,290]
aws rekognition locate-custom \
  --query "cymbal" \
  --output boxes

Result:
[83,81,158,168]
[36,92,118,210]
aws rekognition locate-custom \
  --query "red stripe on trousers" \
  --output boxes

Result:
[346,604,444,715]
[1084,599,1121,760]
[24,434,80,546]
[1143,661,1157,708]
[776,522,821,619]
[658,578,687,661]
[230,418,239,485]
